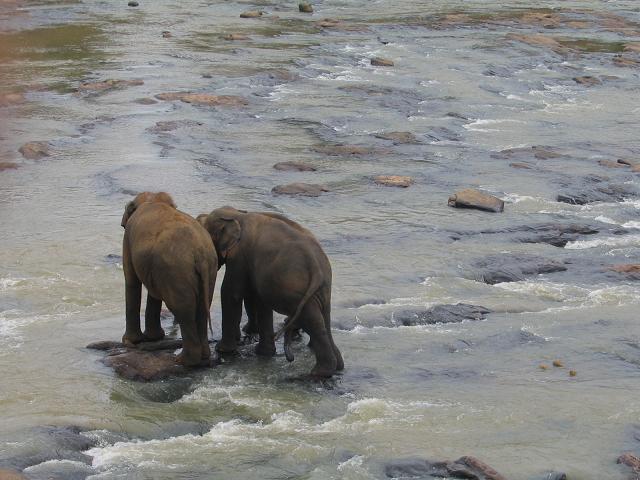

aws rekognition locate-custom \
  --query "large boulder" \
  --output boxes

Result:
[385,456,506,479]
[448,189,504,213]
[473,254,567,284]
[395,304,491,326]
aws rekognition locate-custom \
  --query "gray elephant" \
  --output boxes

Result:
[197,207,343,378]
[121,192,217,367]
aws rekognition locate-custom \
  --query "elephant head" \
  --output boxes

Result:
[121,191,176,228]
[197,206,247,267]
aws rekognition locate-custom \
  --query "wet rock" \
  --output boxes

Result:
[0,162,19,172]
[618,453,640,475]
[599,159,626,168]
[426,126,461,142]
[384,456,506,480]
[557,183,636,205]
[395,304,491,326]
[317,18,368,32]
[507,33,567,54]
[492,145,563,160]
[86,340,124,351]
[473,254,567,284]
[273,161,316,172]
[128,1,138,6]
[299,2,313,13]
[374,175,414,188]
[618,158,640,168]
[609,264,640,280]
[87,339,183,352]
[312,144,385,156]
[18,141,50,160]
[0,426,96,471]
[155,92,248,107]
[374,131,420,144]
[272,183,329,197]
[102,350,187,381]
[223,33,250,41]
[371,57,394,67]
[0,469,27,480]
[0,92,25,107]
[147,119,202,133]
[448,188,504,213]
[77,79,143,92]
[240,10,262,18]
[162,30,172,38]
[510,162,533,169]
[613,55,640,68]
[573,76,602,86]
[134,97,158,105]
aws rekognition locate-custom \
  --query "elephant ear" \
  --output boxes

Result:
[216,217,241,258]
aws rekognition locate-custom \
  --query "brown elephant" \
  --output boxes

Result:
[121,192,217,367]
[197,207,344,378]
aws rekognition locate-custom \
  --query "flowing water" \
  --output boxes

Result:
[1,1,640,478]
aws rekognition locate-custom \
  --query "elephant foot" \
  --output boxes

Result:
[215,340,238,354]
[240,333,259,346]
[122,331,145,346]
[291,329,303,342]
[255,341,276,357]
[310,362,337,379]
[176,351,209,368]
[143,327,165,342]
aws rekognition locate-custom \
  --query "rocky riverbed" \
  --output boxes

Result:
[1,0,640,478]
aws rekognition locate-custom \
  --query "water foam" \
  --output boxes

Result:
[565,234,640,250]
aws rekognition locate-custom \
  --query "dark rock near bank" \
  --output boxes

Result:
[273,161,317,172]
[128,1,139,6]
[272,183,329,196]
[395,303,492,326]
[384,455,506,479]
[448,188,504,213]
[473,254,567,284]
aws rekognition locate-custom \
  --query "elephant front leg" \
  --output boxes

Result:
[143,294,165,342]
[216,278,243,354]
[122,281,145,346]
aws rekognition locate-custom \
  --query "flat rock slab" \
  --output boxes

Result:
[557,183,636,205]
[371,57,394,67]
[147,120,203,133]
[272,183,329,196]
[0,162,19,172]
[77,79,143,92]
[155,92,248,107]
[374,175,414,188]
[609,264,640,280]
[395,304,491,326]
[374,131,420,144]
[573,75,602,86]
[273,161,316,172]
[492,145,563,161]
[18,142,50,160]
[385,455,506,480]
[473,254,567,284]
[102,350,187,381]
[448,188,504,213]
[134,97,158,105]
[240,10,263,18]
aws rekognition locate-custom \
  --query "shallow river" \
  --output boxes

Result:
[1,1,640,479]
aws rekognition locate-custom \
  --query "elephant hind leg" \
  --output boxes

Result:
[196,296,211,363]
[301,303,338,378]
[174,306,204,367]
[144,294,165,341]
[323,309,344,371]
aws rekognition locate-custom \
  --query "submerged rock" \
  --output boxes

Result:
[492,145,563,160]
[162,30,172,38]
[273,161,316,172]
[609,264,640,279]
[134,97,158,105]
[448,188,504,213]
[599,159,626,168]
[617,453,640,475]
[0,92,25,107]
[313,144,384,156]
[77,79,143,92]
[573,76,602,86]
[473,254,567,284]
[384,456,506,480]
[557,183,636,205]
[102,350,187,381]
[128,1,139,6]
[0,162,19,172]
[374,131,420,144]
[18,141,50,160]
[147,120,203,133]
[223,33,250,41]
[272,183,329,196]
[395,304,491,326]
[374,175,414,188]
[371,57,394,67]
[155,92,248,107]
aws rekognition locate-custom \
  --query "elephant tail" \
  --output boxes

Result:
[275,267,324,360]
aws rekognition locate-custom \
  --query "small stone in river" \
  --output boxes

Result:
[374,131,419,144]
[553,360,564,368]
[299,2,313,13]
[448,188,504,213]
[128,1,139,6]
[573,76,601,86]
[371,56,394,67]
[19,141,50,160]
[540,364,548,370]
[162,31,172,38]
[0,92,25,107]
[374,175,414,188]
[617,158,639,167]
[272,183,329,197]
[273,161,316,172]
[0,162,19,172]
[223,33,250,41]
[569,370,577,377]
[510,162,533,169]
[599,159,626,168]
[240,10,262,18]
[134,97,157,105]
